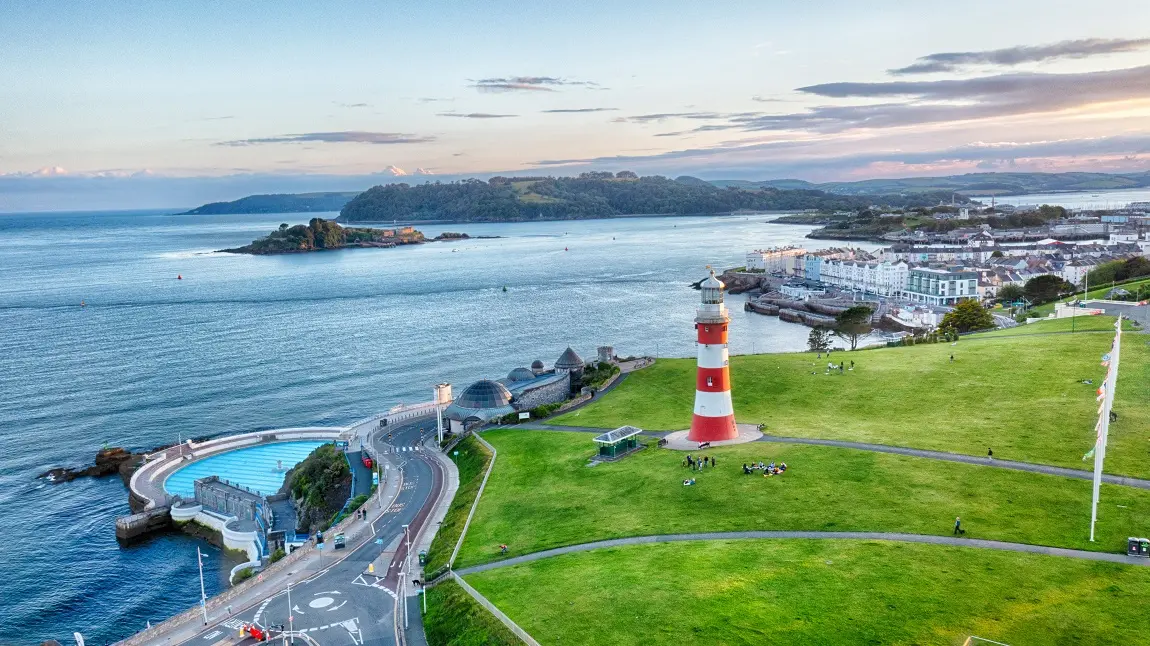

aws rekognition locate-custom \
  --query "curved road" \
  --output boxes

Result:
[456,531,1150,577]
[164,417,444,646]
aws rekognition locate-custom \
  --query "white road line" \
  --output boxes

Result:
[201,630,222,640]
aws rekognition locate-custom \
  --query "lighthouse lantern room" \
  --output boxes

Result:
[688,267,737,442]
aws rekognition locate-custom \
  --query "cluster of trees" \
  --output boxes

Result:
[807,305,874,352]
[339,173,964,223]
[283,444,350,510]
[1085,256,1150,287]
[940,299,995,332]
[225,218,423,254]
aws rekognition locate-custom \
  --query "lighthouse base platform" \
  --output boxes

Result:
[661,424,763,451]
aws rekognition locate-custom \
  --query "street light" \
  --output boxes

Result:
[197,547,208,625]
[286,582,294,645]
[402,524,412,630]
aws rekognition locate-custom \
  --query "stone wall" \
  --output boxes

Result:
[512,373,570,410]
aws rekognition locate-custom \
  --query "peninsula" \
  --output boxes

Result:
[221,218,426,254]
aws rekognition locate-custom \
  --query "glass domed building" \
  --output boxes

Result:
[443,379,516,429]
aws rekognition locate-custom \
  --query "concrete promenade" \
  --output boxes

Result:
[456,531,1150,577]
[117,413,446,646]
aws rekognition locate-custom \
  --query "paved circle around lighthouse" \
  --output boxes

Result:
[662,424,762,451]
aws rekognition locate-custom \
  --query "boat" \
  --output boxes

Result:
[177,274,182,280]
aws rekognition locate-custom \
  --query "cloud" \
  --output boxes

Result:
[532,132,1150,178]
[414,168,434,175]
[384,165,408,176]
[541,107,618,113]
[216,131,434,146]
[334,102,371,108]
[436,112,518,119]
[469,76,600,93]
[891,38,1150,74]
[659,65,1150,135]
[617,111,761,124]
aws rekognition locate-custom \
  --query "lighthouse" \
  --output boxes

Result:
[689,268,737,442]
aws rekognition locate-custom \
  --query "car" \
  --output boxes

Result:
[334,533,346,549]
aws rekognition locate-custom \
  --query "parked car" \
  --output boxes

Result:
[334,533,346,549]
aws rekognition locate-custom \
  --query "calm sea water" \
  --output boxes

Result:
[0,209,832,644]
[994,187,1150,210]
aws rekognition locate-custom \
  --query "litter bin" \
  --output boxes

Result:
[1128,537,1141,557]
[1140,538,1150,557]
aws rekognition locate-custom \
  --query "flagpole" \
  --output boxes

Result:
[1089,316,1122,542]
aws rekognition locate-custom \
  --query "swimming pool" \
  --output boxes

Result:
[163,440,328,499]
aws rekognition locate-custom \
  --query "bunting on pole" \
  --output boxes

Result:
[1088,316,1123,542]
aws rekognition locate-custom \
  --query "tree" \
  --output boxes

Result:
[833,305,873,351]
[990,250,1004,258]
[941,299,995,333]
[1024,274,1074,304]
[807,327,831,353]
[996,283,1024,304]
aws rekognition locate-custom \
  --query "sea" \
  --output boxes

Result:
[993,187,1150,211]
[0,209,837,644]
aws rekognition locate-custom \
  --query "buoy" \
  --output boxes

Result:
[564,247,569,251]
[502,286,508,292]
[177,275,182,280]
[80,300,85,307]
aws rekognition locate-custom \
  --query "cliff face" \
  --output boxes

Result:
[278,444,351,534]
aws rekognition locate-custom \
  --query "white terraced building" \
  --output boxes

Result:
[817,258,909,297]
[746,246,806,274]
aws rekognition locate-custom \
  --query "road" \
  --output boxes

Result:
[177,417,443,646]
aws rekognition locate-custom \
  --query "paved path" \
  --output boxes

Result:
[455,531,1150,576]
[519,423,1150,490]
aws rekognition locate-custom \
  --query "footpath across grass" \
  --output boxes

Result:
[423,579,521,646]
[552,323,1150,477]
[454,430,1150,568]
[424,435,491,574]
[468,539,1150,646]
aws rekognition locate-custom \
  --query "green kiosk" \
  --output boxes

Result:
[593,426,644,460]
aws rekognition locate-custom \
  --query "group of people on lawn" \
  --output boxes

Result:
[744,460,786,476]
[681,454,788,484]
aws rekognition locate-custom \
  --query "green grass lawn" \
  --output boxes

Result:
[454,430,1150,568]
[424,436,492,573]
[468,539,1150,646]
[974,314,1129,335]
[424,579,521,646]
[552,325,1150,477]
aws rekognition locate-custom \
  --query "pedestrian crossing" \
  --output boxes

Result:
[383,446,422,454]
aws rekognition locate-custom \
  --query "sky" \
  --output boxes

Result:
[3,0,1150,210]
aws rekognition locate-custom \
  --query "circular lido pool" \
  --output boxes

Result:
[163,440,328,499]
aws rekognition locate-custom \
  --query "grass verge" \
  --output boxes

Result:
[552,325,1150,477]
[424,435,492,574]
[424,579,521,646]
[455,430,1150,568]
[468,539,1150,646]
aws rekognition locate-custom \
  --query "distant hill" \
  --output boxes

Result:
[179,192,360,215]
[713,171,1150,197]
[340,172,962,223]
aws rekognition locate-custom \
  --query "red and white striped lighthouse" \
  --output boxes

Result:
[689,268,737,442]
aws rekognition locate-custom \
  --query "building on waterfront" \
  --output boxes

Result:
[817,258,908,297]
[746,246,806,274]
[689,268,737,442]
[905,267,979,305]
[444,346,590,433]
[801,247,867,282]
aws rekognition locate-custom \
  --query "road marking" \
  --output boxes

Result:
[254,597,273,623]
[309,596,334,609]
[202,630,222,640]
[221,618,246,630]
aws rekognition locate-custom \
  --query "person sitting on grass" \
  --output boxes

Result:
[683,478,696,486]
[779,462,787,472]
[743,463,750,474]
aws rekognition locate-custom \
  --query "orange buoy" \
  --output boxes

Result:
[177,275,182,280]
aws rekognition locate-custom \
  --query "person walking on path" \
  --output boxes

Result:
[987,448,993,460]
[950,354,955,362]
[954,516,965,535]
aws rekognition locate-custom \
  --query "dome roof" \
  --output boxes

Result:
[507,367,536,382]
[700,268,724,290]
[454,380,513,409]
[530,359,545,370]
[555,347,584,369]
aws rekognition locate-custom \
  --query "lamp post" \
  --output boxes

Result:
[402,523,412,630]
[197,547,208,625]
[287,582,294,645]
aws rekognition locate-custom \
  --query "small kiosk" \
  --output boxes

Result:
[593,426,644,461]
